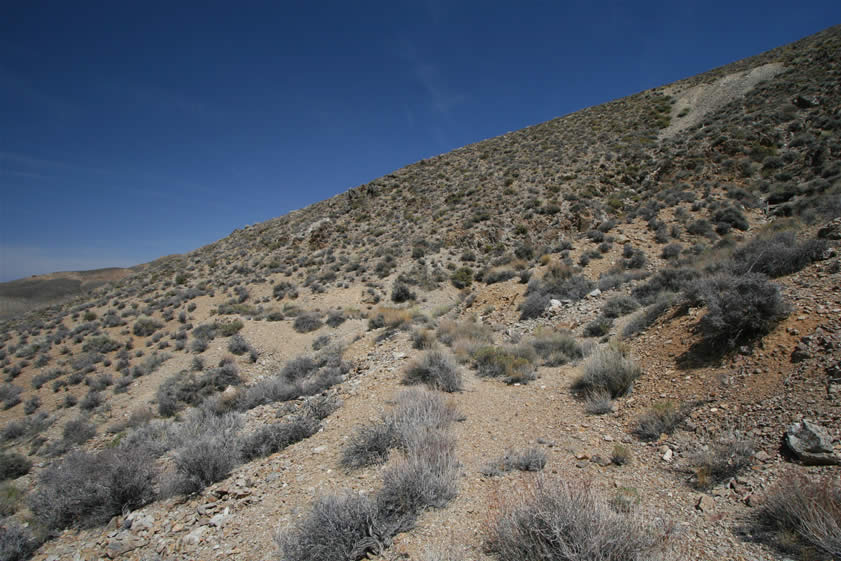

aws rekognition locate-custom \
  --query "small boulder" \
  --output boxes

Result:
[696,495,715,513]
[818,217,841,240]
[785,419,841,465]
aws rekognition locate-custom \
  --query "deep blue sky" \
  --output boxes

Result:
[1,2,839,281]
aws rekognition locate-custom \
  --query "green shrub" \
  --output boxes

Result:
[217,320,244,337]
[81,336,121,353]
[530,330,584,366]
[472,345,537,384]
[132,317,163,337]
[634,401,689,441]
[391,281,416,303]
[450,267,473,289]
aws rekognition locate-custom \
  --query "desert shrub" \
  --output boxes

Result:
[634,401,689,441]
[584,390,614,415]
[435,320,492,347]
[623,248,648,270]
[191,338,209,353]
[81,336,121,354]
[311,334,331,351]
[689,436,753,489]
[132,317,162,337]
[85,372,113,391]
[236,348,348,411]
[519,292,550,320]
[530,330,584,366]
[131,351,170,377]
[341,389,459,470]
[391,281,416,303]
[687,272,788,345]
[325,309,346,328]
[687,218,714,237]
[227,334,251,355]
[156,363,241,416]
[293,312,323,333]
[749,474,841,559]
[376,430,459,533]
[572,346,641,399]
[241,415,320,461]
[79,390,103,411]
[484,476,671,561]
[0,453,31,481]
[192,322,218,341]
[602,295,640,318]
[22,395,40,415]
[0,520,37,561]
[62,416,96,446]
[598,270,648,292]
[632,267,698,305]
[275,491,382,561]
[450,267,473,289]
[660,243,683,260]
[611,444,632,466]
[217,320,244,337]
[282,425,458,561]
[303,394,341,421]
[622,292,678,339]
[341,420,396,470]
[0,481,22,517]
[713,206,749,231]
[411,328,436,350]
[29,447,157,531]
[728,231,827,278]
[583,316,613,337]
[31,369,62,390]
[402,351,463,392]
[484,268,517,285]
[0,385,21,410]
[165,411,242,495]
[273,281,298,300]
[481,448,547,476]
[472,345,537,384]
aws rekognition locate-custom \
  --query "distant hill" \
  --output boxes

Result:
[0,267,136,319]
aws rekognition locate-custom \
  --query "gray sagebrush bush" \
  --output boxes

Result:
[402,350,463,392]
[484,476,671,561]
[572,346,641,399]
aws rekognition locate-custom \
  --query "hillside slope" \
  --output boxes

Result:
[0,24,840,561]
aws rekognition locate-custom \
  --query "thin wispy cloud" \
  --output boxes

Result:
[399,40,466,115]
